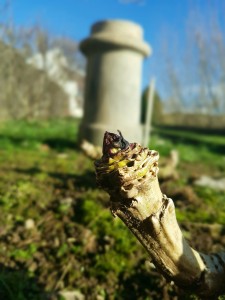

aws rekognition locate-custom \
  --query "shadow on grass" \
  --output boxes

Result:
[42,138,79,151]
[117,262,164,300]
[0,265,49,300]
[14,167,97,190]
[49,170,97,190]
[0,135,79,151]
[118,261,192,300]
[156,131,225,155]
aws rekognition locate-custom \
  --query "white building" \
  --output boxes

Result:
[27,48,84,118]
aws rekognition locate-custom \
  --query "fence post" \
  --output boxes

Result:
[143,78,155,147]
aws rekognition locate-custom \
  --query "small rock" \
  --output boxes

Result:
[57,153,68,159]
[194,175,225,191]
[82,228,97,253]
[39,144,50,152]
[60,197,73,206]
[59,290,85,300]
[25,219,35,230]
[53,237,60,247]
[96,295,105,300]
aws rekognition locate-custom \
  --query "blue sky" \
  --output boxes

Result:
[10,0,190,41]
[5,0,225,95]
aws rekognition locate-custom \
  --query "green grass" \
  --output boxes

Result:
[151,128,225,226]
[154,127,225,146]
[151,130,225,172]
[0,118,79,151]
[0,119,224,299]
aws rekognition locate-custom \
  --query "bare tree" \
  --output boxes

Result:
[159,3,225,118]
[52,36,86,72]
[0,8,84,120]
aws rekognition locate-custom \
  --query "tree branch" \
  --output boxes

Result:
[94,131,225,298]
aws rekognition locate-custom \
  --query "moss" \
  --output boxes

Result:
[0,119,224,299]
